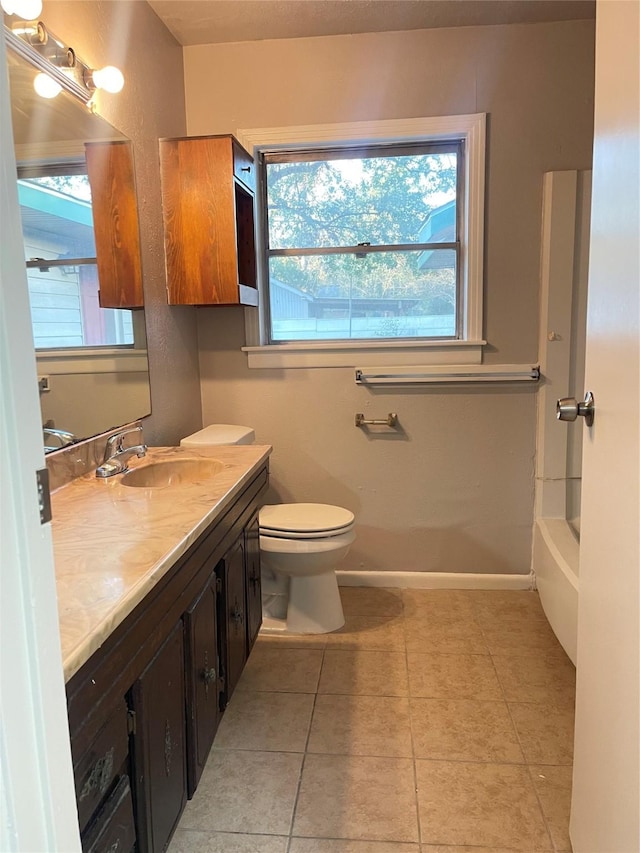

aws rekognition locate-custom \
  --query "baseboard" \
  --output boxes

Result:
[336,570,535,590]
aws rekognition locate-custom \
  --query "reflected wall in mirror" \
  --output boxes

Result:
[6,32,151,452]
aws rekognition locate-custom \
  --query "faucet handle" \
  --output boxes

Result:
[103,425,144,461]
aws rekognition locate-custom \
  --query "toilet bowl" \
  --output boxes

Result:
[180,426,355,634]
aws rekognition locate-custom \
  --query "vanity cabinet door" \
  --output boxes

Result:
[130,621,187,853]
[218,538,247,706]
[185,572,221,797]
[245,512,262,653]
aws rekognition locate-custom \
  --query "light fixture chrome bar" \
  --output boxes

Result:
[4,23,92,105]
[269,241,458,258]
[355,364,541,384]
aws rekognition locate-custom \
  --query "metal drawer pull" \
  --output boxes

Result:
[241,166,251,172]
[355,412,398,428]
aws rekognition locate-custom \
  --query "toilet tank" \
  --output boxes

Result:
[180,424,255,447]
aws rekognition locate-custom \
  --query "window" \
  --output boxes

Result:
[240,114,485,368]
[18,165,134,349]
[263,141,462,343]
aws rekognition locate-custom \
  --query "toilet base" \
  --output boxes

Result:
[260,571,345,634]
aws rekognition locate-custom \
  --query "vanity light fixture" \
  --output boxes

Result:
[33,70,61,98]
[4,17,124,106]
[1,0,42,20]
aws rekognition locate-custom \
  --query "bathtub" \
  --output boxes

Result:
[533,518,579,664]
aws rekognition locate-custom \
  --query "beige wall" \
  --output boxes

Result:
[40,0,202,446]
[186,21,595,575]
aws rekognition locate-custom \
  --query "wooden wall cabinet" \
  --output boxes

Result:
[85,141,144,309]
[66,464,267,853]
[159,134,258,306]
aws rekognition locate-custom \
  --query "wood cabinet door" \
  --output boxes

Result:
[185,573,220,797]
[245,513,262,652]
[218,538,247,705]
[130,621,186,853]
[85,141,144,309]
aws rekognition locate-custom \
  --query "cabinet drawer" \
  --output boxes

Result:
[81,775,135,853]
[74,701,130,833]
[233,142,256,192]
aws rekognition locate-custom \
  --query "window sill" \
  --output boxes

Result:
[241,339,485,369]
[35,348,148,375]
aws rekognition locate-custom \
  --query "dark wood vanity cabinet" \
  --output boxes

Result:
[184,570,221,797]
[245,512,263,653]
[130,621,187,853]
[66,463,267,853]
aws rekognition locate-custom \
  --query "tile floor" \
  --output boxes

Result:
[169,588,575,853]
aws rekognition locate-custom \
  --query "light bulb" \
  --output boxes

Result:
[1,0,43,18]
[91,65,124,94]
[33,72,62,99]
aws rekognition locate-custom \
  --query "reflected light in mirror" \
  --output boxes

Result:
[33,71,61,98]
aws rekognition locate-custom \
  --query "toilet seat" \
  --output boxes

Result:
[259,503,355,539]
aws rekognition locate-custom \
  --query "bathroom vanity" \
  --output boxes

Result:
[53,445,270,853]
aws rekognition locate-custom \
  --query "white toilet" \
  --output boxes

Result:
[180,425,355,634]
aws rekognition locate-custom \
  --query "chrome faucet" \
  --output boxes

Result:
[43,427,76,448]
[95,425,147,478]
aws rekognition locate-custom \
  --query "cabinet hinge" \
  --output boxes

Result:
[36,468,52,525]
[127,709,137,736]
[215,577,223,594]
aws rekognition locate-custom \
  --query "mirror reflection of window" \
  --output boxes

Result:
[18,165,134,349]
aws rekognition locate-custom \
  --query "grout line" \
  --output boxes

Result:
[403,600,423,847]
[286,647,324,851]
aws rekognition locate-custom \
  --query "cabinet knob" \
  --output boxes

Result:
[232,605,244,625]
[201,667,217,685]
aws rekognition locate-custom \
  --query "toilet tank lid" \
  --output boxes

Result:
[180,424,255,446]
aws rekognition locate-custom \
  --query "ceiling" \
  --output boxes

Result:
[147,0,595,47]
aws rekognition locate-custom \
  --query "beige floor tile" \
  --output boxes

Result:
[481,618,565,657]
[168,830,288,852]
[257,632,327,650]
[402,589,476,618]
[308,694,413,757]
[293,754,419,842]
[421,847,530,852]
[236,646,323,693]
[213,691,315,752]
[470,591,547,624]
[178,750,302,835]
[492,654,576,706]
[319,649,409,696]
[410,698,523,763]
[508,702,574,765]
[530,765,573,852]
[325,615,406,652]
[291,840,419,852]
[415,760,552,850]
[340,587,404,618]
[404,613,488,655]
[407,652,502,700]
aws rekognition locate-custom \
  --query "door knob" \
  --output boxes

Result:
[556,391,595,426]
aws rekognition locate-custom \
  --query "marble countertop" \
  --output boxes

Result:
[52,444,271,682]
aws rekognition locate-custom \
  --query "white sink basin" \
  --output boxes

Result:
[121,458,225,488]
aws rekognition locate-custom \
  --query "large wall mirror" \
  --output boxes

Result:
[6,27,151,452]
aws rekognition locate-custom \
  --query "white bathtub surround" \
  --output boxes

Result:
[533,169,591,664]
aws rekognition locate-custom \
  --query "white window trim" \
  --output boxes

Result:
[238,114,486,369]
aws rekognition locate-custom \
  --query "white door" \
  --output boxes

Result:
[570,1,640,850]
[0,27,81,852]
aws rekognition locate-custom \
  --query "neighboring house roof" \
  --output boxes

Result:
[18,180,95,256]
[417,199,456,271]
